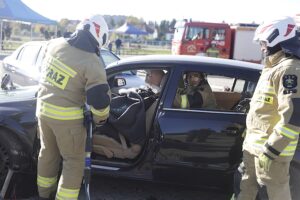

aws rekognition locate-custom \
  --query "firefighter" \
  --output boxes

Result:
[206,41,220,57]
[173,71,217,109]
[173,72,217,109]
[36,15,111,199]
[235,16,300,200]
[185,71,217,109]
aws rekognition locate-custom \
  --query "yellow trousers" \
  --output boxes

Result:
[238,151,291,200]
[37,118,86,199]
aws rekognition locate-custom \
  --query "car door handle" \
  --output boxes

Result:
[7,65,16,72]
[223,128,239,136]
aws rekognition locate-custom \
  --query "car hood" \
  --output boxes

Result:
[0,86,38,103]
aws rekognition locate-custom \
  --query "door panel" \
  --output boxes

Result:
[152,65,248,189]
[153,109,245,188]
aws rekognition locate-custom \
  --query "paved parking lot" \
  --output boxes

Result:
[78,175,230,200]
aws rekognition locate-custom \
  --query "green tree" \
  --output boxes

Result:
[126,16,143,26]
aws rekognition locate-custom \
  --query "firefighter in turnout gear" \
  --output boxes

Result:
[236,16,300,200]
[36,15,111,199]
[206,41,220,58]
[173,71,217,109]
[185,71,216,109]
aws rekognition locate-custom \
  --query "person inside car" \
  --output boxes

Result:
[186,71,216,109]
[145,69,166,93]
[92,69,168,160]
[174,71,217,109]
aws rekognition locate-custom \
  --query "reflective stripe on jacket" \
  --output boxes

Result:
[180,94,188,108]
[37,101,83,120]
[243,51,300,162]
[36,38,110,123]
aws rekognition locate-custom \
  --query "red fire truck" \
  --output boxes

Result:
[172,20,262,63]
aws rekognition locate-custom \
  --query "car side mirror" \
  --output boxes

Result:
[1,73,16,90]
[114,77,126,87]
[131,70,137,75]
[1,74,11,90]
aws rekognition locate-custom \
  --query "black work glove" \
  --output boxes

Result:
[187,91,203,108]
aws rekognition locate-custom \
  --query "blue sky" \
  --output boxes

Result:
[22,0,300,24]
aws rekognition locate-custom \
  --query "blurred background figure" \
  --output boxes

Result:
[206,41,219,57]
[108,40,113,51]
[115,37,122,55]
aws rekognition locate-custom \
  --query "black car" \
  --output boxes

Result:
[0,55,262,198]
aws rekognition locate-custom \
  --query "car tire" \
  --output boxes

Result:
[0,140,10,186]
[0,128,38,198]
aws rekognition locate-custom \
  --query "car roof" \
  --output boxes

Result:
[108,55,263,71]
[21,41,49,46]
[18,40,111,51]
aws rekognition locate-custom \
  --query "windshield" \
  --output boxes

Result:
[100,49,120,66]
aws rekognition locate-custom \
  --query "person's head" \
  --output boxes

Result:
[211,41,217,48]
[187,72,205,87]
[197,32,203,39]
[146,70,165,91]
[253,16,297,56]
[76,14,109,48]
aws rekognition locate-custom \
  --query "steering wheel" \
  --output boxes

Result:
[232,98,251,113]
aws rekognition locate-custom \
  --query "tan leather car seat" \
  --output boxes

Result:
[93,133,141,159]
[92,99,159,159]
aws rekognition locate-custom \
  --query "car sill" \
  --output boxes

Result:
[91,164,120,171]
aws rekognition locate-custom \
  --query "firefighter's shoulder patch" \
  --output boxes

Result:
[283,74,297,94]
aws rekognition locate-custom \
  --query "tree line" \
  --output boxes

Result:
[1,15,177,41]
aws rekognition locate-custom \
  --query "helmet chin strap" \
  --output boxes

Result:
[266,43,282,56]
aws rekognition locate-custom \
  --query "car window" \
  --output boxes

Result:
[100,49,119,66]
[207,75,245,92]
[108,67,168,97]
[10,45,23,60]
[172,70,253,113]
[35,45,47,72]
[108,69,147,95]
[17,44,42,68]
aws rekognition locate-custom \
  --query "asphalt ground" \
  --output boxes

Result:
[77,175,230,200]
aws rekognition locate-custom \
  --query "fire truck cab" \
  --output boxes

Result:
[172,20,232,58]
[172,20,262,63]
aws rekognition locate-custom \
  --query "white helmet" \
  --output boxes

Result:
[253,16,297,47]
[76,15,109,47]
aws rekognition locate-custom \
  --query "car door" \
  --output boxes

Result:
[152,64,257,189]
[7,43,43,86]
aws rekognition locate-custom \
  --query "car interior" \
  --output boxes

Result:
[92,68,168,161]
[173,70,255,113]
[84,67,256,161]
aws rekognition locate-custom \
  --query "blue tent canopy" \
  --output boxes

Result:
[0,0,56,25]
[114,23,148,35]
